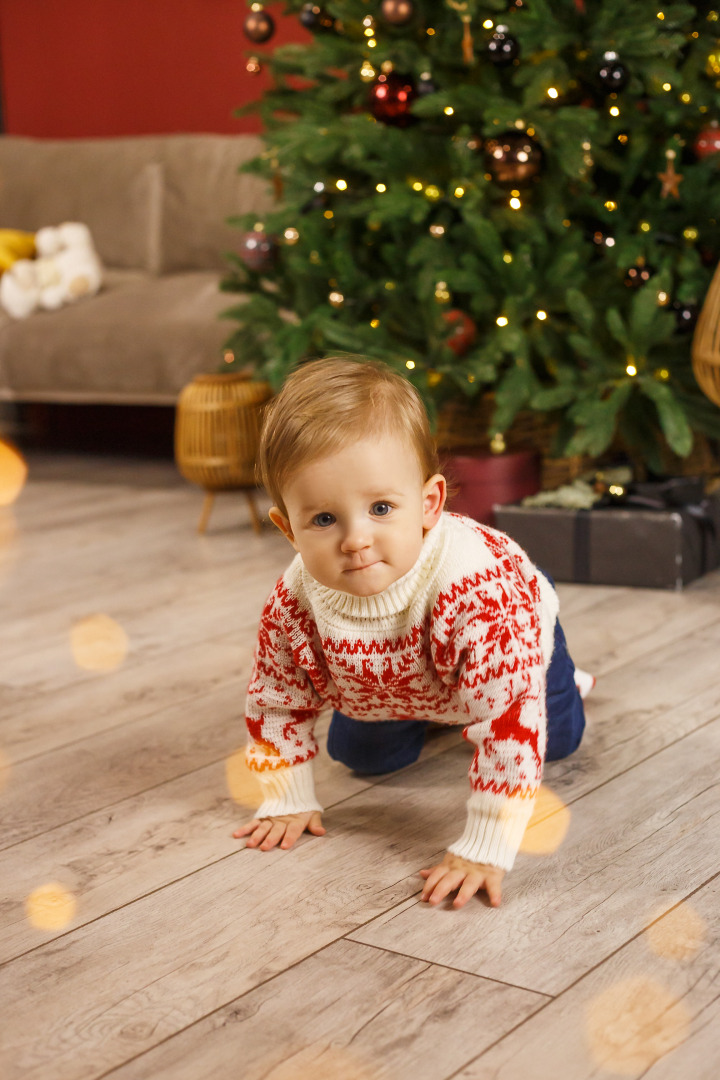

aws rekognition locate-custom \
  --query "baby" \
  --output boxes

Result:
[234,357,590,908]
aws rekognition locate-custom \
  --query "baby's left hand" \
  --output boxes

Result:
[420,853,506,908]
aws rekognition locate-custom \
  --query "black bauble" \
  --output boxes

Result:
[484,132,543,186]
[597,52,628,91]
[244,11,275,44]
[487,26,520,66]
[624,264,655,288]
[673,300,699,333]
[299,4,334,31]
[417,72,436,96]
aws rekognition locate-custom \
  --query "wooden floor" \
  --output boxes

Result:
[1,453,719,1080]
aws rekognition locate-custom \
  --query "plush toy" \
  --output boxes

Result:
[0,229,36,274]
[0,222,103,319]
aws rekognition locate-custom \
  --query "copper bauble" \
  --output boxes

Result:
[381,0,415,26]
[244,11,275,44]
[484,132,543,186]
[442,310,477,356]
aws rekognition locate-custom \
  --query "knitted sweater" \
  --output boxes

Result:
[244,512,559,870]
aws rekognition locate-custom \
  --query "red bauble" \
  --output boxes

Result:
[238,232,277,272]
[442,309,477,356]
[694,121,720,160]
[369,72,417,126]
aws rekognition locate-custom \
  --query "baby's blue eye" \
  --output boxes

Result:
[313,512,336,528]
[372,502,392,517]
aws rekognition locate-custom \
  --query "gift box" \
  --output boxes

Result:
[494,478,720,590]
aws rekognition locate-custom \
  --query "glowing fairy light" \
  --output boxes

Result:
[536,310,548,321]
[335,179,347,190]
[626,363,638,376]
[405,360,416,369]
[496,316,509,326]
[376,183,386,192]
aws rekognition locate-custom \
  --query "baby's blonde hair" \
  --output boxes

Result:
[259,357,439,513]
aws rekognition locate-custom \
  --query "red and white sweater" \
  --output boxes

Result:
[244,512,559,870]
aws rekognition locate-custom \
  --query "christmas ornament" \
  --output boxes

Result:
[484,132,543,186]
[417,72,436,96]
[624,261,655,288]
[673,300,699,333]
[381,0,414,26]
[487,25,520,66]
[597,51,628,92]
[238,231,277,272]
[658,149,684,199]
[446,0,475,64]
[442,309,477,356]
[694,121,720,159]
[299,4,334,30]
[369,72,417,126]
[244,10,275,44]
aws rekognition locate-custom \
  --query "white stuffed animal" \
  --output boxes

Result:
[0,222,103,319]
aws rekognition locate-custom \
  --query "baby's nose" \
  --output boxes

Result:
[340,521,372,551]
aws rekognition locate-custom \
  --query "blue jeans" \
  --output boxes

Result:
[327,607,586,775]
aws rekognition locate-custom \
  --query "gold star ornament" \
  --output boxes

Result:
[658,149,684,199]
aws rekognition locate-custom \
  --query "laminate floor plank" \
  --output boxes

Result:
[104,938,548,1080]
[349,720,720,996]
[455,874,720,1080]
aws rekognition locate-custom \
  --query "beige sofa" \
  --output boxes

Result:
[0,134,273,404]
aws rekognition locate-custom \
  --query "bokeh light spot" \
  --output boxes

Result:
[519,785,571,854]
[226,747,263,808]
[585,977,690,1074]
[0,440,28,506]
[26,882,77,931]
[645,902,707,960]
[71,614,129,672]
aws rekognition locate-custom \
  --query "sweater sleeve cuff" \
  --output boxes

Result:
[255,759,323,817]
[447,789,536,871]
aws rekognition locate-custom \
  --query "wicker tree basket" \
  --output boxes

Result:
[175,373,273,533]
[692,260,720,408]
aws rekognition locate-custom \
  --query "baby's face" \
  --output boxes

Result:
[270,434,445,597]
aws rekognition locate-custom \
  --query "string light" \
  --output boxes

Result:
[314,181,325,193]
[385,281,396,290]
[405,360,416,369]
[444,106,455,115]
[655,368,670,380]
[547,87,559,99]
[657,11,665,19]
[626,363,637,376]
[681,92,692,103]
[483,18,494,28]
[496,316,509,326]
[412,181,423,191]
[367,38,377,47]
[323,210,334,219]
[684,227,699,240]
[640,221,652,232]
[360,62,376,81]
[370,318,380,328]
[283,227,300,244]
[454,186,466,198]
[503,252,513,262]
[425,185,441,200]
[509,195,522,209]
[429,224,446,237]
[328,290,344,307]
[376,183,386,193]
[605,200,618,210]
[662,82,672,91]
[618,133,629,143]
[336,179,347,190]
[609,105,620,116]
[536,310,548,320]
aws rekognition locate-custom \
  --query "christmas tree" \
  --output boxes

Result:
[223,0,720,474]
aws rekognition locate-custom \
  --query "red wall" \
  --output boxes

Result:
[0,0,308,137]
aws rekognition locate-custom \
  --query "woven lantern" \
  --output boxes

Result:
[175,373,273,533]
[692,260,720,408]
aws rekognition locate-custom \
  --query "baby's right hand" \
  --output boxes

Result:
[232,811,325,851]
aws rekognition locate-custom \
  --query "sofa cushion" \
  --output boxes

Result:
[0,136,163,271]
[159,134,274,273]
[0,269,239,404]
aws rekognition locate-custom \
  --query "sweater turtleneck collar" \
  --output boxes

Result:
[301,513,449,621]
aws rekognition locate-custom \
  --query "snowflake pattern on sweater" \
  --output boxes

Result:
[244,512,559,869]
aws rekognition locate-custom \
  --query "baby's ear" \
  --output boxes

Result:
[422,474,447,530]
[268,507,297,547]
